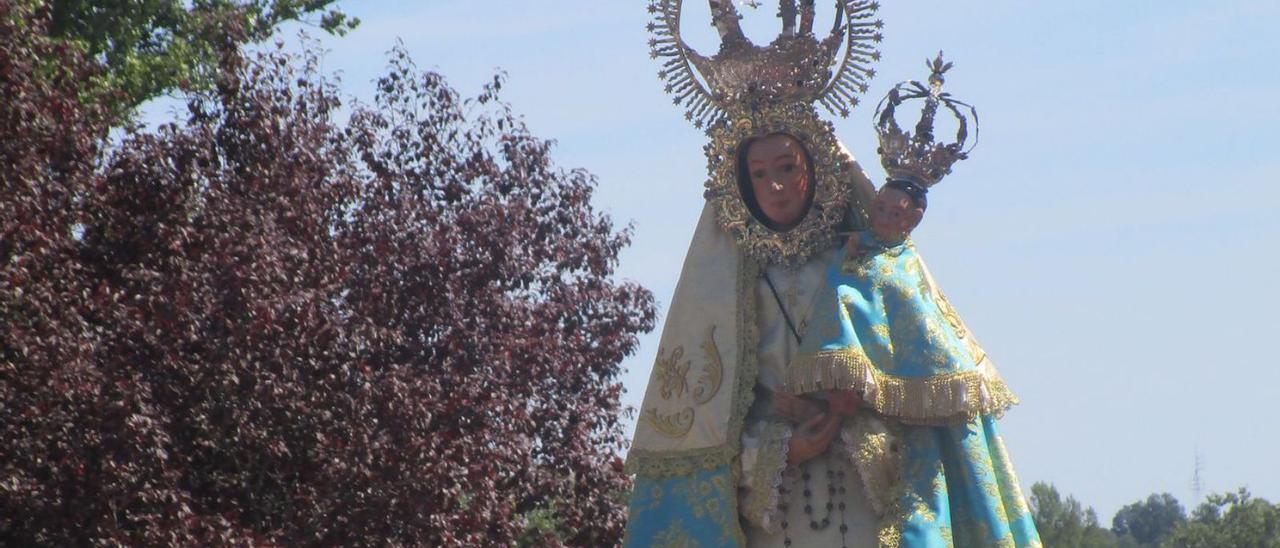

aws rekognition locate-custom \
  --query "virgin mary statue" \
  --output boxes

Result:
[623,2,1041,547]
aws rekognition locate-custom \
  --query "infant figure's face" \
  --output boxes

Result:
[869,186,924,244]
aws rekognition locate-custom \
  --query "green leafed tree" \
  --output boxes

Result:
[1029,482,1118,548]
[38,0,357,118]
[1163,489,1280,548]
[1111,492,1186,546]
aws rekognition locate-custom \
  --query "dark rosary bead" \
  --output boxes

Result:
[840,524,849,533]
[826,502,834,511]
[810,521,820,529]
[838,502,846,510]
[804,504,813,513]
[784,540,792,547]
[803,488,812,497]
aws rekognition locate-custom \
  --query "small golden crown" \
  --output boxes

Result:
[648,0,883,129]
[874,52,978,191]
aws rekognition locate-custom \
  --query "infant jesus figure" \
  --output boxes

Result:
[767,179,931,460]
[760,179,1038,546]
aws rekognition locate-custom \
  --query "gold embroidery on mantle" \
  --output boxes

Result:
[643,325,729,438]
[624,254,759,493]
[694,325,724,404]
[936,291,968,340]
[655,346,691,399]
[644,407,695,438]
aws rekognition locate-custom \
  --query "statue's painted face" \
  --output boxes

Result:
[745,134,811,229]
[870,185,924,243]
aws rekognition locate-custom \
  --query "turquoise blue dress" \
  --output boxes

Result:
[626,233,1041,547]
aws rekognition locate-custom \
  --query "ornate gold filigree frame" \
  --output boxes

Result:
[704,103,857,267]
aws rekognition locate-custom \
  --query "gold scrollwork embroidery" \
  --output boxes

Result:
[936,291,968,340]
[644,324,729,438]
[915,257,967,341]
[915,259,934,302]
[694,325,724,404]
[655,346,691,400]
[644,406,695,439]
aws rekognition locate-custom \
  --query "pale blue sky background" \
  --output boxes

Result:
[144,1,1280,522]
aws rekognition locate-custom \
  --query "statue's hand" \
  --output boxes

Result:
[771,390,823,424]
[787,412,841,465]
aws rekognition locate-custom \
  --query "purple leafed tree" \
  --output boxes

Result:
[0,3,654,545]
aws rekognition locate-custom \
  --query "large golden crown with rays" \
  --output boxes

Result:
[647,0,884,266]
[649,0,883,127]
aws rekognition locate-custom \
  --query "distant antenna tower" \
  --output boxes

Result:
[1191,449,1205,503]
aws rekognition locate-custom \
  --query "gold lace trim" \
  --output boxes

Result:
[783,348,1019,425]
[840,416,899,518]
[624,444,740,478]
[876,428,910,548]
[741,421,792,533]
[705,106,864,267]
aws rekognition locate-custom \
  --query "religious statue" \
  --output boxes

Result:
[625,2,1041,547]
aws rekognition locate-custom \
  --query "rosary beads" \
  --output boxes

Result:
[779,455,850,548]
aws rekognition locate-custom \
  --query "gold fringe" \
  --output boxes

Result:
[783,348,1019,425]
[624,445,739,478]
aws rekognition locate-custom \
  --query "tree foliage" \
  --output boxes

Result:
[1029,482,1117,547]
[1164,489,1280,548]
[1,2,654,545]
[1027,482,1279,548]
[1111,492,1185,546]
[41,0,357,118]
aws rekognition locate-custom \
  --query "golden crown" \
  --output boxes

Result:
[874,52,979,191]
[648,0,884,129]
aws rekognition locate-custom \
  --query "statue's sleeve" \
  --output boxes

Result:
[738,418,792,533]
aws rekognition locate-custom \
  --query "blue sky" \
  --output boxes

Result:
[145,1,1280,521]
